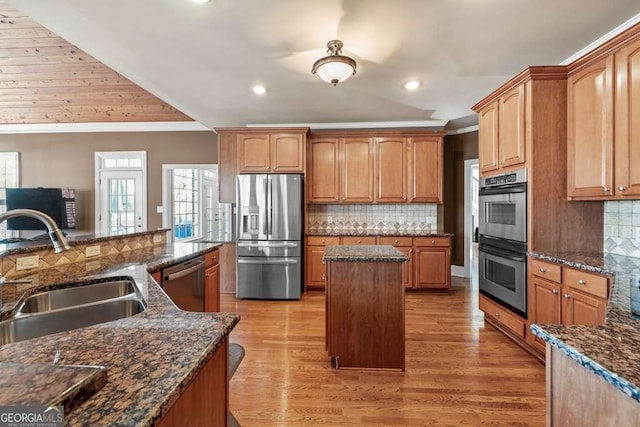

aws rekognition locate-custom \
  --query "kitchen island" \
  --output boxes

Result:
[0,238,239,426]
[323,245,408,370]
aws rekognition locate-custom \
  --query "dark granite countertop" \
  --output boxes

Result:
[307,230,452,237]
[0,241,239,425]
[528,251,640,402]
[323,245,409,262]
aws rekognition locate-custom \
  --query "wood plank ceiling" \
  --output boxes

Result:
[0,0,191,124]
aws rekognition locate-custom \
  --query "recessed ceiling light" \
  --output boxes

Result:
[252,85,267,95]
[191,0,210,4]
[403,80,422,91]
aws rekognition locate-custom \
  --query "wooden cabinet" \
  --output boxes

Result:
[567,57,615,198]
[307,131,446,204]
[568,33,640,199]
[413,236,451,290]
[238,132,305,173]
[379,236,413,289]
[476,84,525,174]
[527,258,609,354]
[342,137,374,202]
[159,338,228,426]
[375,137,407,202]
[408,136,443,203]
[204,249,220,312]
[341,236,376,245]
[305,236,340,290]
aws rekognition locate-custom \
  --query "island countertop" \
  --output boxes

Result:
[0,241,239,425]
[323,245,409,262]
[528,251,640,402]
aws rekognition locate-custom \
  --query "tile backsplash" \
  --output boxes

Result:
[307,204,438,234]
[604,201,640,258]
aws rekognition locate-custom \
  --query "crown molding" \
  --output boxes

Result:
[447,125,478,135]
[245,120,447,130]
[0,121,210,134]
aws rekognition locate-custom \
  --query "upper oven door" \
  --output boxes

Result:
[479,183,527,243]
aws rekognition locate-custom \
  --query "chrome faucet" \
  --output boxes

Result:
[0,209,71,253]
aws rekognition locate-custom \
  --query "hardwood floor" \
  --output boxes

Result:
[221,277,546,426]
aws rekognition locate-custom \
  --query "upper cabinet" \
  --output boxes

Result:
[475,85,526,174]
[307,131,445,204]
[238,132,306,173]
[567,29,640,200]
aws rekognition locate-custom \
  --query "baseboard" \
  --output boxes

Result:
[452,265,467,278]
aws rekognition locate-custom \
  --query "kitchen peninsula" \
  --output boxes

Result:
[0,230,238,425]
[324,245,408,370]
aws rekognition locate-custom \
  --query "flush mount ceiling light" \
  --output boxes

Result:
[190,0,211,3]
[403,80,422,91]
[252,85,267,95]
[311,40,357,86]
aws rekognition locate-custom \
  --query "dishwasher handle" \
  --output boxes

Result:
[164,261,205,282]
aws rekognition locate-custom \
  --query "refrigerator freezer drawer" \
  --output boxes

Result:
[236,240,301,257]
[237,256,301,300]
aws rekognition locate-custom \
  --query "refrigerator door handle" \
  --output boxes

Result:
[237,242,298,248]
[262,176,269,236]
[267,176,273,236]
[238,258,298,265]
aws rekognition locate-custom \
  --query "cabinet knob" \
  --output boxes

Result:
[552,289,559,294]
[603,187,609,192]
[431,240,435,244]
[618,186,626,191]
[357,240,362,243]
[539,267,546,273]
[394,239,399,244]
[564,293,571,299]
[578,279,586,285]
[322,274,326,280]
[495,312,500,318]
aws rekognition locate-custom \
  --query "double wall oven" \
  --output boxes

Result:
[478,169,528,318]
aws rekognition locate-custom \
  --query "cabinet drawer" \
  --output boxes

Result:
[563,267,609,299]
[307,236,340,246]
[414,236,450,247]
[378,236,413,247]
[479,295,526,338]
[204,249,219,267]
[341,236,377,245]
[530,259,561,282]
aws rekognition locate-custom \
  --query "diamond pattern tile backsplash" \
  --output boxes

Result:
[307,204,438,234]
[604,201,640,259]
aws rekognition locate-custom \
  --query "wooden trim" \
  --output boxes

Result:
[214,127,309,134]
[309,130,447,139]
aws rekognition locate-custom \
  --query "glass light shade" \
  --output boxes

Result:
[314,60,355,85]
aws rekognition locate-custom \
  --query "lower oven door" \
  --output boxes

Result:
[237,256,301,300]
[479,244,527,318]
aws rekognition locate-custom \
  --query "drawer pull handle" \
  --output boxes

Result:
[431,240,435,244]
[603,187,609,192]
[539,267,546,273]
[495,312,500,317]
[394,240,398,244]
[552,289,559,294]
[564,294,571,299]
[578,280,586,285]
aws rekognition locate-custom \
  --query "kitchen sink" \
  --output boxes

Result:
[16,280,137,315]
[0,297,146,347]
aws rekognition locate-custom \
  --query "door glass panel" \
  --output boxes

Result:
[485,202,516,226]
[484,258,516,291]
[108,178,136,234]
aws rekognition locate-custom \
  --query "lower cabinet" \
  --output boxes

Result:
[479,293,527,338]
[204,249,220,312]
[527,257,609,354]
[304,235,450,291]
[158,338,228,426]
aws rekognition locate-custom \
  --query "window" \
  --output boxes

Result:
[0,152,19,238]
[173,169,200,240]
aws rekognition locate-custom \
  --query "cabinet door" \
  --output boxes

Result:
[204,264,220,312]
[237,134,271,172]
[414,247,450,289]
[567,57,614,198]
[341,137,374,202]
[614,37,640,197]
[217,132,238,204]
[478,101,499,173]
[398,247,413,289]
[408,136,443,203]
[529,277,561,352]
[271,133,305,172]
[561,289,606,326]
[498,85,526,168]
[308,138,340,203]
[305,245,327,289]
[375,137,407,202]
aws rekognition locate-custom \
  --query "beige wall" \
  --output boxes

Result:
[0,131,217,230]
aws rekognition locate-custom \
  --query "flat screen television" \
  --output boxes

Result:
[6,188,76,230]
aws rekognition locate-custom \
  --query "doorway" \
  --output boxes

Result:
[464,159,479,280]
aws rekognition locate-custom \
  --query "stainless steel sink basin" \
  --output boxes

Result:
[0,298,146,346]
[16,280,137,315]
[17,280,136,315]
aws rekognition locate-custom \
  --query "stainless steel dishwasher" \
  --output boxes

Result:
[161,256,205,311]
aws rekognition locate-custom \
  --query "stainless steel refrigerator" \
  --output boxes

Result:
[236,174,302,299]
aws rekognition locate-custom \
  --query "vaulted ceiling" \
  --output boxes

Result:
[7,0,640,129]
